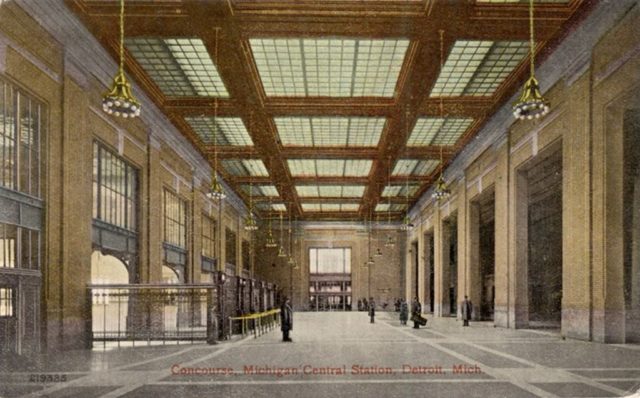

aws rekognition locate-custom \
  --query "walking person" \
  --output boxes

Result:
[411,297,422,329]
[280,296,293,342]
[399,298,409,325]
[369,297,376,323]
[461,295,473,327]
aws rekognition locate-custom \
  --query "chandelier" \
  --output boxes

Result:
[102,0,140,118]
[400,109,413,232]
[244,115,258,232]
[385,156,395,248]
[513,0,550,120]
[287,210,295,265]
[277,211,287,258]
[432,30,451,201]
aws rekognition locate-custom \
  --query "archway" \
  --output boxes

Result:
[90,251,130,337]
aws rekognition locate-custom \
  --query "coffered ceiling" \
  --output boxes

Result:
[67,0,592,221]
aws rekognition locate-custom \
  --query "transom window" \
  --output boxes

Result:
[201,214,216,259]
[309,248,351,274]
[93,143,138,231]
[0,222,39,270]
[164,190,187,248]
[0,287,14,317]
[0,78,43,197]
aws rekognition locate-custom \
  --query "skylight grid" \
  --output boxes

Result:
[341,204,360,212]
[249,38,409,97]
[431,118,474,146]
[407,118,445,146]
[463,41,528,95]
[125,38,229,97]
[408,117,473,146]
[222,159,269,176]
[296,186,320,197]
[341,186,366,197]
[382,186,403,197]
[375,203,390,212]
[344,160,373,177]
[303,39,355,97]
[242,185,278,196]
[352,40,409,97]
[275,117,384,147]
[301,203,360,212]
[430,41,493,97]
[165,38,229,97]
[249,38,306,96]
[288,159,317,177]
[301,204,321,212]
[393,159,439,176]
[390,204,407,211]
[288,160,371,177]
[185,117,253,146]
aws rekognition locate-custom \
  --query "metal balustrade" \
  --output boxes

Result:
[227,309,281,339]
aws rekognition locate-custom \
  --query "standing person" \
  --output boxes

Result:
[399,298,409,325]
[461,295,473,327]
[280,296,293,342]
[368,297,376,323]
[411,297,422,329]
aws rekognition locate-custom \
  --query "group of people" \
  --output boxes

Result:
[280,295,474,342]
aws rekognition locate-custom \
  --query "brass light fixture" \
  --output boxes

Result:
[287,210,295,266]
[400,109,413,231]
[432,30,451,201]
[102,0,140,118]
[277,210,287,258]
[244,114,259,231]
[385,156,395,248]
[513,0,550,120]
[206,98,226,201]
[264,159,278,248]
[365,213,375,267]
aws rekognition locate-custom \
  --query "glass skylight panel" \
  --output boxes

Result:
[185,117,253,146]
[390,204,407,211]
[296,186,320,197]
[301,204,321,212]
[408,117,473,146]
[344,160,373,177]
[382,186,403,197]
[288,160,372,177]
[222,159,269,176]
[242,184,278,196]
[430,40,528,96]
[287,159,316,177]
[375,203,390,212]
[272,204,287,212]
[249,38,409,97]
[275,117,384,147]
[125,38,228,97]
[301,203,359,212]
[341,204,360,212]
[393,159,439,176]
[341,186,366,197]
[317,185,343,197]
[464,41,529,95]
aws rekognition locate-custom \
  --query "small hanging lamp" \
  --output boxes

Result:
[432,30,451,202]
[102,0,140,118]
[513,0,550,120]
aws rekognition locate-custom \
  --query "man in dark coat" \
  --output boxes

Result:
[461,295,473,327]
[280,297,293,342]
[399,298,409,325]
[368,297,376,323]
[411,297,422,329]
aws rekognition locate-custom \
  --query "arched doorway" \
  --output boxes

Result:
[91,251,130,338]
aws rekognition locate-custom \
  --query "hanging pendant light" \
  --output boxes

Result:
[432,30,451,202]
[102,0,140,118]
[400,108,413,232]
[264,160,278,247]
[277,210,287,258]
[292,217,299,269]
[287,209,295,265]
[373,213,383,257]
[385,156,396,248]
[244,114,258,231]
[513,0,550,120]
[206,29,226,201]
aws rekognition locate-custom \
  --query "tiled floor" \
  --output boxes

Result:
[1,312,639,397]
